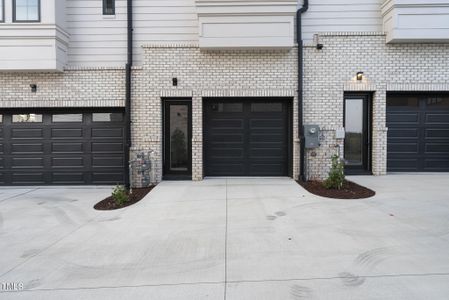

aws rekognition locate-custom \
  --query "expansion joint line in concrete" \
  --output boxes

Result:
[224,178,229,300]
[0,188,40,204]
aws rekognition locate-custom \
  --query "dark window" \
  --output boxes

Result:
[92,113,123,122]
[427,96,449,108]
[103,0,115,15]
[211,103,243,113]
[0,0,5,22]
[52,114,83,123]
[13,0,40,22]
[251,103,283,112]
[387,96,419,107]
[12,114,43,123]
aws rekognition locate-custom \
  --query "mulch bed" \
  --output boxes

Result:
[298,180,375,199]
[94,186,155,210]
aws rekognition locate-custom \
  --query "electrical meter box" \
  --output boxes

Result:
[304,125,320,149]
[335,127,345,139]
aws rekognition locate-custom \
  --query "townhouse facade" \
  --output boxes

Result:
[0,0,448,186]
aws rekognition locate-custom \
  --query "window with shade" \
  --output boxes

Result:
[14,0,40,22]
[103,0,115,15]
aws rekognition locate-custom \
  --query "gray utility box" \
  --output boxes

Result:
[304,125,320,149]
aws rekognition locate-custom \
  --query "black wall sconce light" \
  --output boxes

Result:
[316,43,324,50]
[172,78,178,87]
[30,84,37,93]
[356,72,364,81]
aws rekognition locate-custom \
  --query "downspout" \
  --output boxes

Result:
[297,0,309,182]
[125,0,133,189]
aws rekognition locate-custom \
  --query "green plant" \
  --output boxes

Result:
[323,155,345,190]
[112,185,129,206]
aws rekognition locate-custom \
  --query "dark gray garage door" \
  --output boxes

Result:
[0,110,126,185]
[204,98,290,176]
[387,94,449,172]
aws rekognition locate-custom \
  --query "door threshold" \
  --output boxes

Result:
[345,171,372,176]
[163,175,192,181]
[204,176,292,179]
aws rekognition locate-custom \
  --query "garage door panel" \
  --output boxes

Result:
[12,173,45,184]
[425,143,449,153]
[92,127,123,138]
[424,158,449,170]
[250,147,285,158]
[12,143,44,154]
[250,119,284,129]
[92,156,124,167]
[250,133,284,143]
[209,133,243,144]
[425,113,449,124]
[52,143,84,153]
[206,163,245,176]
[51,128,83,138]
[387,158,419,171]
[388,128,418,138]
[249,163,285,175]
[387,112,419,124]
[12,158,44,168]
[12,128,43,139]
[92,142,124,153]
[92,172,124,184]
[51,173,85,184]
[387,143,419,154]
[0,110,125,185]
[425,128,449,139]
[208,148,243,159]
[51,157,84,168]
[209,119,244,129]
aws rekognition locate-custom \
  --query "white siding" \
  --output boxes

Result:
[302,0,383,41]
[65,0,383,67]
[66,0,198,67]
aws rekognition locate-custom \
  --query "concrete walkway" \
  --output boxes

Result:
[1,175,449,299]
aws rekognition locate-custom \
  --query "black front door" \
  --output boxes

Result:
[344,94,371,174]
[163,100,192,179]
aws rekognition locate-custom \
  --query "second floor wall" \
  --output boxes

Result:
[66,0,383,67]
[5,0,449,69]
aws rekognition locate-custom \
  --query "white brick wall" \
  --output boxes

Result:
[2,33,448,185]
[0,68,126,107]
[132,44,299,183]
[304,33,449,179]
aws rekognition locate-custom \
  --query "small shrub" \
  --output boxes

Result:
[112,185,129,206]
[323,155,345,190]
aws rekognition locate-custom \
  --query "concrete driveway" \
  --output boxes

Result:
[1,175,449,299]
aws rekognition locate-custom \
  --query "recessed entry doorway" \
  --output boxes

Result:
[344,93,372,175]
[163,99,192,179]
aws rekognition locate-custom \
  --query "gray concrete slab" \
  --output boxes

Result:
[0,187,112,275]
[226,274,449,300]
[2,283,224,300]
[1,175,449,299]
